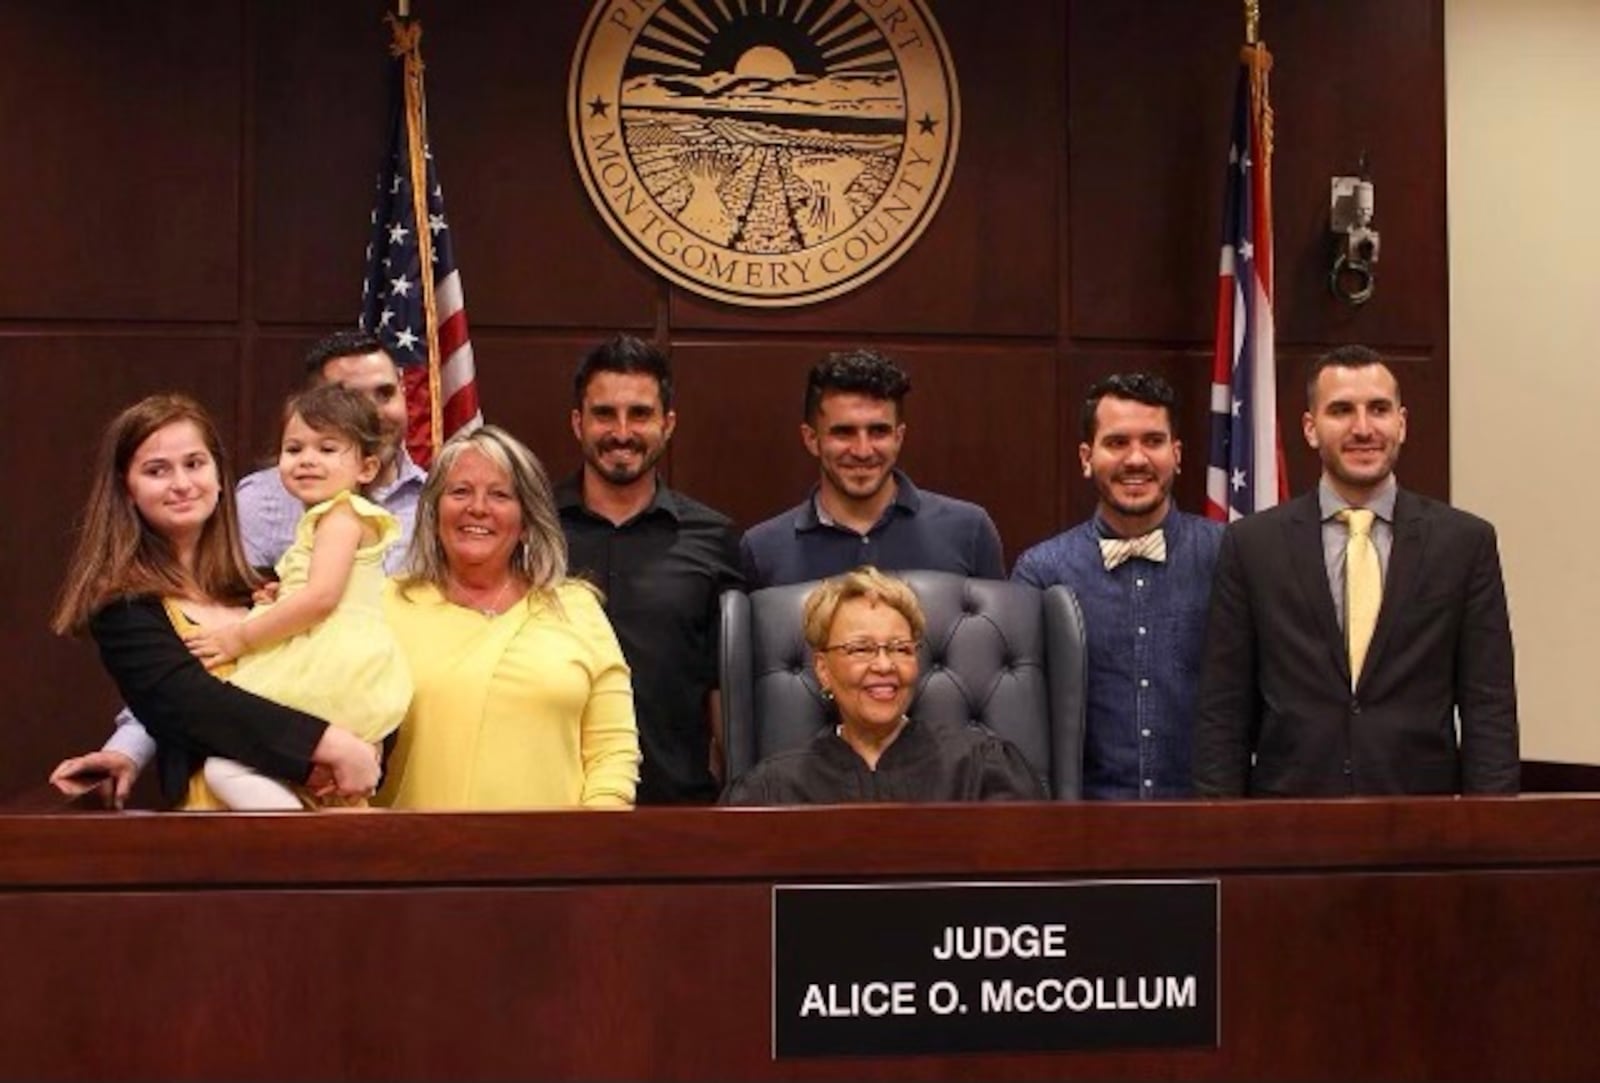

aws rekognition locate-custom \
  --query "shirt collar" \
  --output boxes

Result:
[1318,474,1397,524]
[373,446,426,500]
[798,469,921,532]
[1091,504,1174,541]
[556,471,680,523]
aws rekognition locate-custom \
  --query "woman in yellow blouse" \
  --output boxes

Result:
[377,426,640,809]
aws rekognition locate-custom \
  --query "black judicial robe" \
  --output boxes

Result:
[721,717,1046,805]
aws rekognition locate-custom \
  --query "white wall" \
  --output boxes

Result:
[1447,0,1600,762]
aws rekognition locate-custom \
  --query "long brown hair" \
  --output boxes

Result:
[51,395,261,635]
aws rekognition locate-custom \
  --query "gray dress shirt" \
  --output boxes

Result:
[1318,475,1397,633]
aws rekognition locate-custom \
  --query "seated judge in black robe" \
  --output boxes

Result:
[721,567,1043,805]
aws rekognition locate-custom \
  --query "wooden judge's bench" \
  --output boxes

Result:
[3,795,1599,1081]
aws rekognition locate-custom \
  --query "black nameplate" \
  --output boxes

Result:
[773,880,1218,1058]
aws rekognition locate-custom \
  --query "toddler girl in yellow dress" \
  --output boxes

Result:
[184,384,412,809]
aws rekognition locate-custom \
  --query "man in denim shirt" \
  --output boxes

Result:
[1012,374,1221,798]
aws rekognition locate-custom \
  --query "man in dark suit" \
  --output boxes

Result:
[1193,345,1518,797]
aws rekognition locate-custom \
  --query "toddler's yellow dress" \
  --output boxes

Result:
[229,490,412,745]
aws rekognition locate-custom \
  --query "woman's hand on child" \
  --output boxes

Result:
[251,581,282,607]
[304,764,337,799]
[311,726,381,797]
[184,623,249,669]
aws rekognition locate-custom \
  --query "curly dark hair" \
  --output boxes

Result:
[302,329,388,379]
[573,333,674,410]
[803,349,912,422]
[1081,372,1177,441]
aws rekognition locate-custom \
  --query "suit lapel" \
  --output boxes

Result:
[1359,488,1428,689]
[1283,492,1351,687]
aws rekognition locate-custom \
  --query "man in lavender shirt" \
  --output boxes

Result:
[234,329,425,576]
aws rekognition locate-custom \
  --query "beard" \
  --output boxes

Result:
[586,437,664,485]
[374,424,403,469]
[1096,469,1171,518]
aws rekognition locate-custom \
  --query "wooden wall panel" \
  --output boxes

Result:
[241,336,326,469]
[0,2,243,320]
[406,2,661,328]
[1268,1,1448,349]
[1066,0,1447,350]
[1379,349,1451,503]
[1066,1,1238,345]
[667,342,822,529]
[252,0,390,325]
[253,1,659,328]
[0,0,1452,800]
[896,345,1060,562]
[0,336,239,791]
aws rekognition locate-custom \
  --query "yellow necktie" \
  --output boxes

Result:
[1337,508,1380,689]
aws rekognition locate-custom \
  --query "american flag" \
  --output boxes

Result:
[360,14,480,469]
[1206,43,1284,521]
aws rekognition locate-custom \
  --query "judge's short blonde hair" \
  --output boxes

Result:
[801,566,926,651]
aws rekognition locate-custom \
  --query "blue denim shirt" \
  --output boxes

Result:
[1012,509,1223,799]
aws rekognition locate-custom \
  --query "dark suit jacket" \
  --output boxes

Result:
[1193,488,1519,797]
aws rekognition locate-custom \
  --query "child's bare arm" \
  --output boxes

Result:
[184,503,364,664]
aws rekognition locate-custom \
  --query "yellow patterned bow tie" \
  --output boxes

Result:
[1099,529,1167,571]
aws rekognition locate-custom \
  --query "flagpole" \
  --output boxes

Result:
[389,12,444,461]
[1240,6,1273,263]
[1209,0,1283,519]
[1241,0,1284,507]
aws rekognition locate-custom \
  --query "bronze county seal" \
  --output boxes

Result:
[569,0,959,307]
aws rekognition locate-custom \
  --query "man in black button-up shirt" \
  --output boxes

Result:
[558,335,743,803]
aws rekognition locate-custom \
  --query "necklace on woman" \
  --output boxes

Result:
[450,577,517,618]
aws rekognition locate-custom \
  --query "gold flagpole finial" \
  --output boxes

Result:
[1244,0,1261,45]
[385,10,422,62]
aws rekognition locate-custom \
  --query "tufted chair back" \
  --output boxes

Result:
[719,571,1087,799]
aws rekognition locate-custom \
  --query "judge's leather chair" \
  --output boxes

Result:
[719,571,1087,799]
